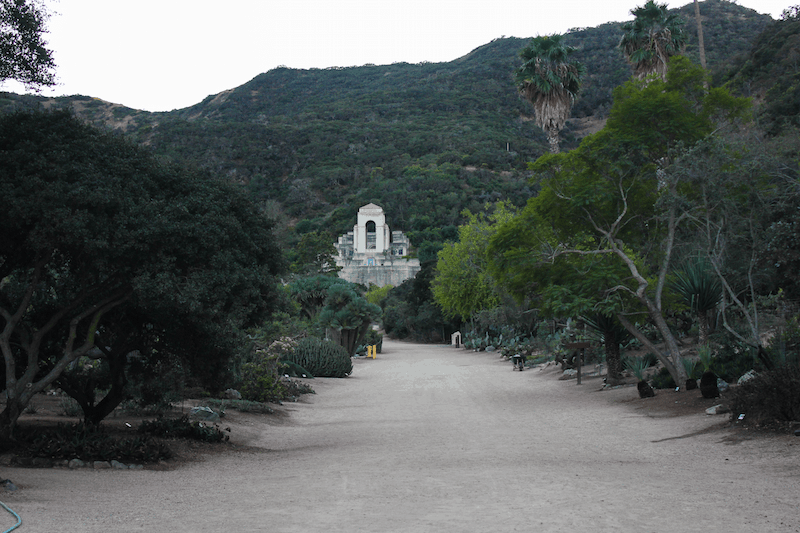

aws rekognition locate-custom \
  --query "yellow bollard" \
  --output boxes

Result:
[370,345,377,359]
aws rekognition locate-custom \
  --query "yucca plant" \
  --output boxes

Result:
[671,257,722,345]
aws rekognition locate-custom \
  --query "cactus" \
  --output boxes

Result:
[285,337,353,378]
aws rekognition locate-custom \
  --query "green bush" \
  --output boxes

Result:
[14,423,172,463]
[239,355,288,403]
[651,366,677,389]
[284,337,353,378]
[729,365,800,430]
[238,339,292,403]
[710,331,760,381]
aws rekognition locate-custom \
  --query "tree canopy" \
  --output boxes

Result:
[0,110,284,436]
[0,0,55,88]
[488,59,750,387]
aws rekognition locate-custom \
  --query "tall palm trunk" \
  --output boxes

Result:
[546,128,561,154]
[694,0,707,70]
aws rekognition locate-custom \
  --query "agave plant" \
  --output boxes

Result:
[671,257,722,345]
[624,356,656,398]
[624,356,652,382]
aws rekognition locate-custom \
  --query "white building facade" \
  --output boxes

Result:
[334,203,421,287]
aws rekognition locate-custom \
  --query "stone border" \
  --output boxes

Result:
[0,454,144,470]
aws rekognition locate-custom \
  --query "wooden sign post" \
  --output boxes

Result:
[565,342,591,385]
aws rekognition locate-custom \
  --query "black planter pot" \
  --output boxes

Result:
[685,378,697,390]
[699,371,720,399]
[637,380,655,398]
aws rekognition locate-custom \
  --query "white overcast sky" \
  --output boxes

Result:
[0,0,787,112]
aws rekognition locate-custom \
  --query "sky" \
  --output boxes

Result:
[0,0,788,112]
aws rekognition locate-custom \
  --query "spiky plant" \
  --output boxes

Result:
[624,356,652,382]
[671,257,722,345]
[619,0,687,81]
[515,34,585,154]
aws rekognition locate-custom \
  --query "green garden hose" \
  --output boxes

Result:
[0,501,21,532]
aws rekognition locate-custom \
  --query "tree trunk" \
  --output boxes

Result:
[604,331,624,385]
[546,128,560,154]
[0,400,24,440]
[694,0,707,71]
[698,311,710,345]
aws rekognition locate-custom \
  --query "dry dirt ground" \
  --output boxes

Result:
[1,340,799,533]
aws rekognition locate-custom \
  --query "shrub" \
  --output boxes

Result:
[284,337,353,378]
[709,330,760,381]
[729,364,800,430]
[238,338,293,403]
[651,366,677,389]
[239,356,288,403]
[15,423,172,463]
[59,396,82,417]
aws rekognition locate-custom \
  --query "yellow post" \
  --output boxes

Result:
[371,345,377,359]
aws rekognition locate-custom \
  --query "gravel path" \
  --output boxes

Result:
[1,340,798,532]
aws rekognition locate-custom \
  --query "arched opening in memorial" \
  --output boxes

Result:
[366,220,377,249]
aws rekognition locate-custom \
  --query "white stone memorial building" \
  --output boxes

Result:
[334,203,421,287]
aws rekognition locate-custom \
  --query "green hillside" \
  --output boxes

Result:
[0,0,775,252]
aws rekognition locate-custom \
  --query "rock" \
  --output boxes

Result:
[559,369,578,380]
[93,461,111,469]
[1,479,18,492]
[111,460,128,470]
[129,464,144,470]
[31,457,53,468]
[685,378,697,390]
[485,345,496,352]
[224,388,242,400]
[189,406,220,422]
[706,404,730,415]
[717,378,729,393]
[738,370,758,384]
[68,458,86,469]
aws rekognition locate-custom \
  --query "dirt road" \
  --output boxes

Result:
[2,340,799,532]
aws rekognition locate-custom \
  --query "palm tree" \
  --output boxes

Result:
[582,313,632,386]
[619,0,687,81]
[515,34,585,154]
